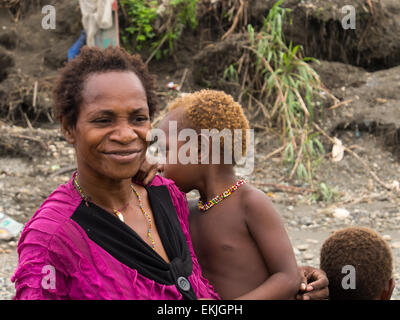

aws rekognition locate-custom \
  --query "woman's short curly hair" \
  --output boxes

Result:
[52,46,158,128]
[167,89,250,159]
[320,227,393,300]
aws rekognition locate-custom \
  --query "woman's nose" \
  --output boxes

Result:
[109,123,138,144]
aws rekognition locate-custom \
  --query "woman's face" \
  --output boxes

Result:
[63,71,151,181]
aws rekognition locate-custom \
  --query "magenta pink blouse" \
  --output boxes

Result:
[11,175,219,300]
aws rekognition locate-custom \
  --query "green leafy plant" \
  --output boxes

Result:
[120,0,198,61]
[223,63,239,82]
[120,0,158,51]
[311,183,339,203]
[226,0,328,184]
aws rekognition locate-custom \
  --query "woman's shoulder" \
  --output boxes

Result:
[148,175,186,203]
[20,176,83,246]
[147,174,186,198]
[147,175,189,224]
[35,176,81,218]
[147,174,176,187]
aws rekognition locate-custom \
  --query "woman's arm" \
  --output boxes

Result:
[296,266,329,300]
[236,189,301,300]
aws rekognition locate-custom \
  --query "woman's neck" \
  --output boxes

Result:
[74,167,136,211]
[197,165,239,202]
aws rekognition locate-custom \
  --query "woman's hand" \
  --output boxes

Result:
[296,266,329,300]
[134,156,162,185]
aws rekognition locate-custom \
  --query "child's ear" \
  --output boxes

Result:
[61,117,76,145]
[379,278,395,300]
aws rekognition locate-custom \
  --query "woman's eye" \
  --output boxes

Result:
[92,118,111,124]
[132,116,149,123]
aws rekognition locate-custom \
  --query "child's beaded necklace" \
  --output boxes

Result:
[198,179,246,212]
[73,172,156,249]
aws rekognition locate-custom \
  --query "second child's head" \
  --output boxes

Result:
[320,227,395,300]
[157,89,249,192]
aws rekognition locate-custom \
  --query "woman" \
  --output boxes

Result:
[11,46,219,300]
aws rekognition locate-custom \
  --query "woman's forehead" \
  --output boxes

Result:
[82,71,146,104]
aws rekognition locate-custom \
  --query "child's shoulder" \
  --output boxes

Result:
[240,183,269,202]
[238,183,284,231]
[239,183,276,215]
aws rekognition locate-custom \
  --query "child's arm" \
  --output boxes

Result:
[236,189,301,300]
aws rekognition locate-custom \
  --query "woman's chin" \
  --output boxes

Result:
[102,154,145,179]
[101,165,141,181]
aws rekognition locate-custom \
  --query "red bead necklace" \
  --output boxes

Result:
[198,179,246,212]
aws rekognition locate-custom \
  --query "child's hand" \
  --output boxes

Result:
[296,266,329,300]
[134,157,162,185]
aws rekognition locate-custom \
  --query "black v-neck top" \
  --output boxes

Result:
[71,184,197,300]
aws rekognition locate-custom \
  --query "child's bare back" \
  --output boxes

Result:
[188,183,300,300]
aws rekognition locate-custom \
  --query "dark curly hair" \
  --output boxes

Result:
[52,46,159,128]
[320,227,393,300]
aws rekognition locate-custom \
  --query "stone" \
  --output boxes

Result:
[391,242,400,249]
[383,235,392,241]
[301,217,313,226]
[8,241,17,247]
[303,253,314,260]
[332,208,350,219]
[297,244,309,251]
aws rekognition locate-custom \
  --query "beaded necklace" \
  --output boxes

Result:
[73,173,155,249]
[198,179,246,212]
[130,185,155,249]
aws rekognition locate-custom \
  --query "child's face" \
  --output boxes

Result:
[157,109,201,193]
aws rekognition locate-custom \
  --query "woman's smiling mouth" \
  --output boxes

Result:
[102,149,142,163]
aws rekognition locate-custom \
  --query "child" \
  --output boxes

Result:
[320,227,395,300]
[155,89,301,299]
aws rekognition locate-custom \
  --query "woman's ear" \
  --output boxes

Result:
[61,117,75,145]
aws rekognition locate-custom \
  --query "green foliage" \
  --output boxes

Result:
[120,0,198,59]
[223,63,239,82]
[311,183,339,203]
[121,0,158,51]
[225,0,327,184]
